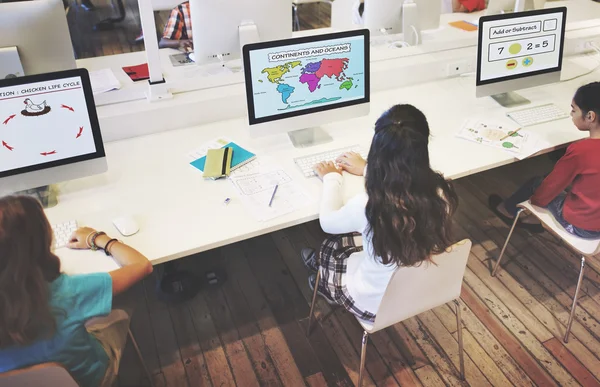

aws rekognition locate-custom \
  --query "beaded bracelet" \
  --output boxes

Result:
[90,231,106,251]
[104,238,119,256]
[85,231,96,249]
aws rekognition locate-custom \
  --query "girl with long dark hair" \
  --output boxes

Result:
[302,104,458,321]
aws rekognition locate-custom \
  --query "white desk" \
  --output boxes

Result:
[54,54,599,273]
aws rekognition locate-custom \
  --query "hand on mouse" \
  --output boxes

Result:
[68,227,108,250]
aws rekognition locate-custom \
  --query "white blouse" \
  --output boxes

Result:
[319,172,397,316]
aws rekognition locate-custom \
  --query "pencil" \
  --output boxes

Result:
[500,127,522,141]
[268,185,278,207]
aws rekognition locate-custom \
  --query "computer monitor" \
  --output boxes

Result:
[363,0,441,39]
[476,7,566,107]
[0,0,76,78]
[189,0,292,66]
[0,69,107,197]
[486,0,547,15]
[243,29,370,148]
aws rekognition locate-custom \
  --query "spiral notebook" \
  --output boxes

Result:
[190,141,256,173]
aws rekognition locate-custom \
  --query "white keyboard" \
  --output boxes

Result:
[507,103,569,127]
[294,145,367,177]
[52,220,77,249]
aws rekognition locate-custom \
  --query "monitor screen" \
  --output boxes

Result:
[0,69,105,179]
[477,7,566,86]
[243,30,370,125]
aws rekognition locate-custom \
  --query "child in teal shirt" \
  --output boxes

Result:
[0,196,153,386]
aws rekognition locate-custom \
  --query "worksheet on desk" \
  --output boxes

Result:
[456,117,550,159]
[229,165,313,222]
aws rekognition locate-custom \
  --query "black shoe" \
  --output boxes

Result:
[308,274,337,306]
[301,248,318,273]
[155,263,200,303]
[488,194,544,233]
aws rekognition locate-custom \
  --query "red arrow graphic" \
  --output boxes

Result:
[61,104,74,112]
[40,150,57,156]
[76,126,83,139]
[2,141,14,151]
[2,115,15,125]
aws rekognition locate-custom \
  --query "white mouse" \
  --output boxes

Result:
[112,215,139,237]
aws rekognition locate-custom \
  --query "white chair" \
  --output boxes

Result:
[0,310,154,387]
[307,239,472,387]
[492,201,600,343]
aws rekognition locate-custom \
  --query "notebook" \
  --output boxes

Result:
[122,63,150,82]
[203,147,233,178]
[190,142,256,173]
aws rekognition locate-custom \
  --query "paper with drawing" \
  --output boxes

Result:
[456,118,550,160]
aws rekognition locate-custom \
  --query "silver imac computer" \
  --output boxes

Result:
[363,0,441,42]
[476,7,566,107]
[487,0,547,15]
[0,69,107,204]
[189,0,292,66]
[0,0,76,78]
[243,29,370,148]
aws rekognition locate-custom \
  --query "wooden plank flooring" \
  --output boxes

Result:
[68,5,600,386]
[115,153,600,386]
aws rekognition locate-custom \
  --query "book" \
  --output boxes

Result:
[122,63,149,82]
[190,142,256,173]
[449,20,478,31]
[203,147,233,178]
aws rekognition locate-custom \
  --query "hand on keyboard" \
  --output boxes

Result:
[314,161,342,180]
[336,151,367,176]
[294,145,368,178]
[52,220,78,249]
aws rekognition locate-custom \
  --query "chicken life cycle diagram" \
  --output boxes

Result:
[0,76,97,173]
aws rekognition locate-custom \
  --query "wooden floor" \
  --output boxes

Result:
[67,0,331,59]
[68,6,600,387]
[114,154,600,387]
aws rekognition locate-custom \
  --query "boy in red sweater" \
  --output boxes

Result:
[490,82,600,239]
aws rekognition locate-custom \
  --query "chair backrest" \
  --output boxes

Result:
[0,362,78,387]
[369,239,472,332]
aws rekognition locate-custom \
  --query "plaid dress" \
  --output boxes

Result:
[317,233,377,322]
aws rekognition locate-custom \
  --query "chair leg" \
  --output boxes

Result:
[306,269,321,336]
[492,208,523,277]
[454,300,465,381]
[128,329,155,387]
[358,331,369,387]
[564,256,585,343]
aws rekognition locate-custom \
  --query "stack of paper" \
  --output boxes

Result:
[89,69,121,94]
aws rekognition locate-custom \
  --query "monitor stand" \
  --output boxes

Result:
[239,21,260,53]
[0,46,24,79]
[490,92,531,108]
[288,127,333,148]
[16,185,58,209]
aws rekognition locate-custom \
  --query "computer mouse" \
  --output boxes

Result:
[112,215,139,237]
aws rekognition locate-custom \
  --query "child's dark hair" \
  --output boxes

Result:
[365,104,458,267]
[0,196,60,348]
[574,82,600,122]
